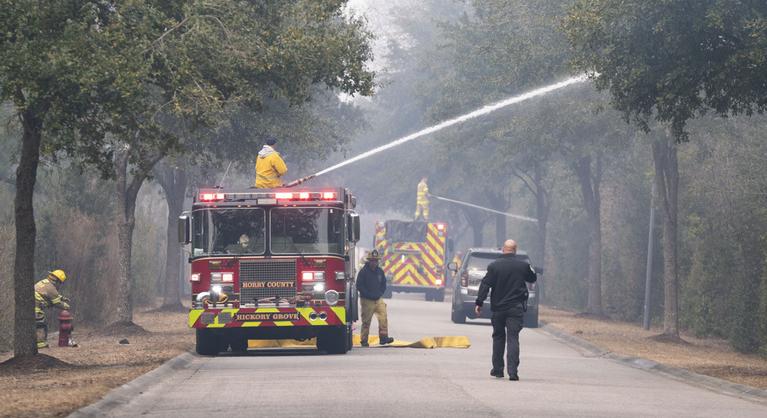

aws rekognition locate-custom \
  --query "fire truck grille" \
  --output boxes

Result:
[239,260,297,303]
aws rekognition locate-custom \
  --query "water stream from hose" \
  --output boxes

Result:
[311,75,589,178]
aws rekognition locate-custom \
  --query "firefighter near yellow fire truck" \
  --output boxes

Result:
[356,250,394,347]
[34,269,70,349]
[414,177,429,221]
[254,136,288,188]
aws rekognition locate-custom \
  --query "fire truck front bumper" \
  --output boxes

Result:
[188,307,346,329]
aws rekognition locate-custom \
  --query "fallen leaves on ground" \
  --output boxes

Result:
[541,306,767,389]
[0,309,192,418]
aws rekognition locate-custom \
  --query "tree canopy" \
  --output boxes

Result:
[563,0,767,140]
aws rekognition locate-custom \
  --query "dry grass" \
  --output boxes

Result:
[0,310,192,418]
[541,306,767,389]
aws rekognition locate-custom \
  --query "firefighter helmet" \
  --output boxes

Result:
[49,269,67,283]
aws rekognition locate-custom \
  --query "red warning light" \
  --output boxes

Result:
[200,193,225,202]
[298,192,310,200]
[275,192,293,200]
[322,192,336,200]
[436,223,445,231]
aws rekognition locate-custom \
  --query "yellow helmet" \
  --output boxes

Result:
[49,269,67,283]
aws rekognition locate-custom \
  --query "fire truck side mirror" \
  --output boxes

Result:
[349,213,361,243]
[178,215,190,244]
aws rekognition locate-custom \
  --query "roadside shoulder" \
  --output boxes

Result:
[540,323,767,405]
[68,352,195,418]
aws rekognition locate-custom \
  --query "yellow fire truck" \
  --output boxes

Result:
[373,220,450,301]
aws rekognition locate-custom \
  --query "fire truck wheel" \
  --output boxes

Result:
[317,326,348,355]
[229,334,248,353]
[451,306,466,324]
[424,291,434,302]
[346,324,353,352]
[434,288,445,302]
[196,329,221,356]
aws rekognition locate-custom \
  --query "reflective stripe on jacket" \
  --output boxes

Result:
[34,278,70,310]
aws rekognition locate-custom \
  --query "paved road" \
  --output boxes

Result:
[98,295,767,417]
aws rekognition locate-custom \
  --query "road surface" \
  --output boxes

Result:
[91,295,767,417]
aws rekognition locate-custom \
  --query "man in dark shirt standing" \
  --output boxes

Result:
[356,250,395,347]
[475,239,537,381]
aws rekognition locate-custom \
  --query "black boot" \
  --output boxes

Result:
[361,338,369,347]
[379,336,394,345]
[490,369,504,378]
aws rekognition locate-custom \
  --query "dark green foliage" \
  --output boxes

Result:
[563,0,767,141]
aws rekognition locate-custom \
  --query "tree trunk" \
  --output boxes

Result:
[533,163,549,303]
[463,208,486,247]
[485,191,508,247]
[112,150,147,325]
[13,110,43,357]
[574,155,603,315]
[155,161,187,311]
[494,214,506,247]
[652,136,680,338]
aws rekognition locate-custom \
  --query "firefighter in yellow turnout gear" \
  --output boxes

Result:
[255,136,288,188]
[356,250,394,346]
[415,177,430,221]
[34,269,71,348]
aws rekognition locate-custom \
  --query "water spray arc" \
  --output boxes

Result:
[429,194,538,223]
[285,75,590,186]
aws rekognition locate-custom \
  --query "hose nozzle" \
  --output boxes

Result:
[284,175,316,188]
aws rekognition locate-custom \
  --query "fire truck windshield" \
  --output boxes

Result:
[270,207,344,255]
[192,208,266,256]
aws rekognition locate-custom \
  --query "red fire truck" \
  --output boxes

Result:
[178,187,361,355]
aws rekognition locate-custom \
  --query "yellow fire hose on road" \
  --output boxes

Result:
[248,335,471,350]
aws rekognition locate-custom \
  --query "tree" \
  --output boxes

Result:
[563,0,767,337]
[0,1,134,357]
[102,0,375,326]
[0,0,376,354]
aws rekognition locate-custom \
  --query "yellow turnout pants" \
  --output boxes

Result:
[414,202,429,221]
[360,297,389,341]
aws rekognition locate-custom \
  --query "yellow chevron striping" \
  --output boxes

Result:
[188,309,204,327]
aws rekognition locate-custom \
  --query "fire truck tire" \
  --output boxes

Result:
[434,289,445,302]
[229,334,248,353]
[424,291,433,301]
[346,324,353,352]
[196,329,221,356]
[317,326,348,354]
[451,306,466,324]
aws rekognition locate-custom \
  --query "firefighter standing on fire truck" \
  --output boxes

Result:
[414,177,429,221]
[356,250,394,346]
[255,136,288,188]
[34,269,71,348]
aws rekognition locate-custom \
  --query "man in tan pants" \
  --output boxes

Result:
[356,250,394,346]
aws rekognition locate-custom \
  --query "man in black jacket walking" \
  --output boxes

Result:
[356,250,395,347]
[475,239,537,380]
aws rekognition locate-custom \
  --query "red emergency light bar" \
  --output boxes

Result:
[276,191,337,201]
[199,192,225,202]
[198,190,339,203]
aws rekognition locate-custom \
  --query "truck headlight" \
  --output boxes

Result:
[324,290,339,306]
[313,282,325,293]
